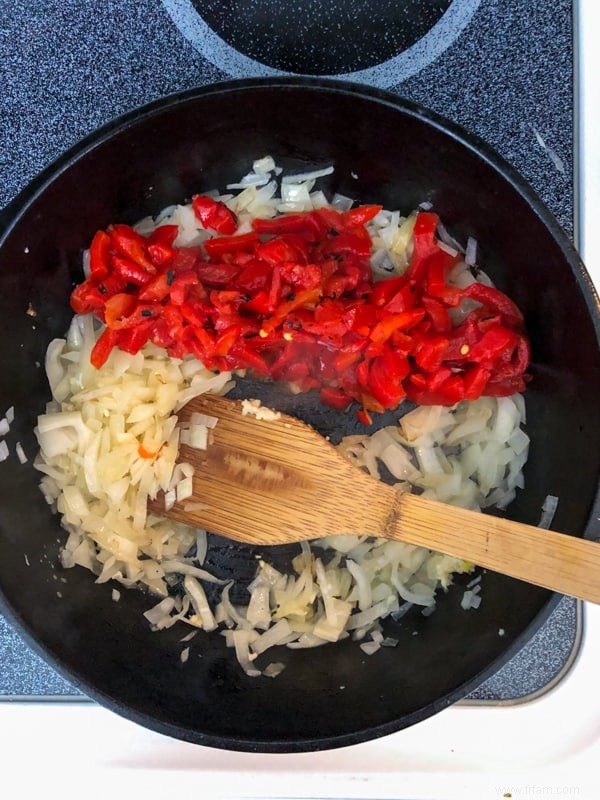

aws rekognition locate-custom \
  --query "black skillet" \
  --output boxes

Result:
[0,78,599,752]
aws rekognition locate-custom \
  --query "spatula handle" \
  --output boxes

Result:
[389,492,600,604]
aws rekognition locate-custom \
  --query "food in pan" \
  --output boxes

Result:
[33,157,531,675]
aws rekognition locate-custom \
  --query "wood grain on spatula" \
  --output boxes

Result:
[149,394,600,604]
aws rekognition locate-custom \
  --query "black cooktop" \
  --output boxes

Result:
[0,0,578,701]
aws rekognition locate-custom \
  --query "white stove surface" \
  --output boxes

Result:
[1,3,598,798]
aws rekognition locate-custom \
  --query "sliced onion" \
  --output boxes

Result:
[538,495,559,529]
[281,166,334,184]
[184,574,217,632]
[251,619,292,655]
[144,597,176,626]
[232,630,261,677]
[252,155,276,174]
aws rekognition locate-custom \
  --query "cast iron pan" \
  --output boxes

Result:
[0,78,599,752]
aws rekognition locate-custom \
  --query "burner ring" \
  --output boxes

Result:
[162,0,482,87]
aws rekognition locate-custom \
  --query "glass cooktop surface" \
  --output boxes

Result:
[0,0,578,702]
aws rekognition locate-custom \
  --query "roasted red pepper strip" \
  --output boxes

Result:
[196,262,240,288]
[112,255,154,286]
[148,224,179,247]
[319,387,352,410]
[370,309,426,344]
[104,293,137,329]
[255,237,301,266]
[243,290,275,316]
[70,279,106,315]
[261,288,322,334]
[88,230,111,279]
[109,224,155,273]
[342,205,383,227]
[407,373,465,406]
[462,282,524,327]
[192,195,238,234]
[118,319,155,354]
[422,296,451,332]
[425,251,462,306]
[368,348,409,407]
[463,363,492,400]
[415,335,450,373]
[138,270,174,302]
[90,327,120,369]
[252,212,328,240]
[371,275,409,307]
[170,271,200,305]
[405,212,439,284]
[467,325,518,363]
[211,203,238,235]
[148,242,175,266]
[204,231,260,258]
[320,232,371,259]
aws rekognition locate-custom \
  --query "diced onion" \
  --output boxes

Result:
[252,155,276,174]
[281,166,334,184]
[538,495,559,529]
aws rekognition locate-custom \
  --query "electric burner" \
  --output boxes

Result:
[162,0,481,85]
[182,0,456,74]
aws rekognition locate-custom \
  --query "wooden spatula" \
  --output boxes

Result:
[150,394,600,604]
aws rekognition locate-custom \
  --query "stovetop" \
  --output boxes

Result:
[0,0,579,704]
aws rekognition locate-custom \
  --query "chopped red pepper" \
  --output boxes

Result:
[112,255,154,287]
[148,242,175,266]
[204,232,260,258]
[405,212,440,284]
[138,271,173,303]
[88,230,111,279]
[356,408,373,426]
[462,282,524,327]
[148,225,179,247]
[104,293,137,329]
[192,195,238,235]
[468,325,518,363]
[370,309,426,344]
[463,363,492,400]
[425,250,462,306]
[414,335,450,373]
[342,205,383,228]
[253,211,328,240]
[70,279,106,315]
[422,296,451,333]
[90,327,120,369]
[261,288,322,335]
[108,224,155,273]
[195,262,240,288]
[72,205,530,416]
[118,319,155,354]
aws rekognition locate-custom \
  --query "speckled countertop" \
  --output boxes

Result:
[0,0,578,702]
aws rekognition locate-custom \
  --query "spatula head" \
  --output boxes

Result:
[149,394,392,544]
